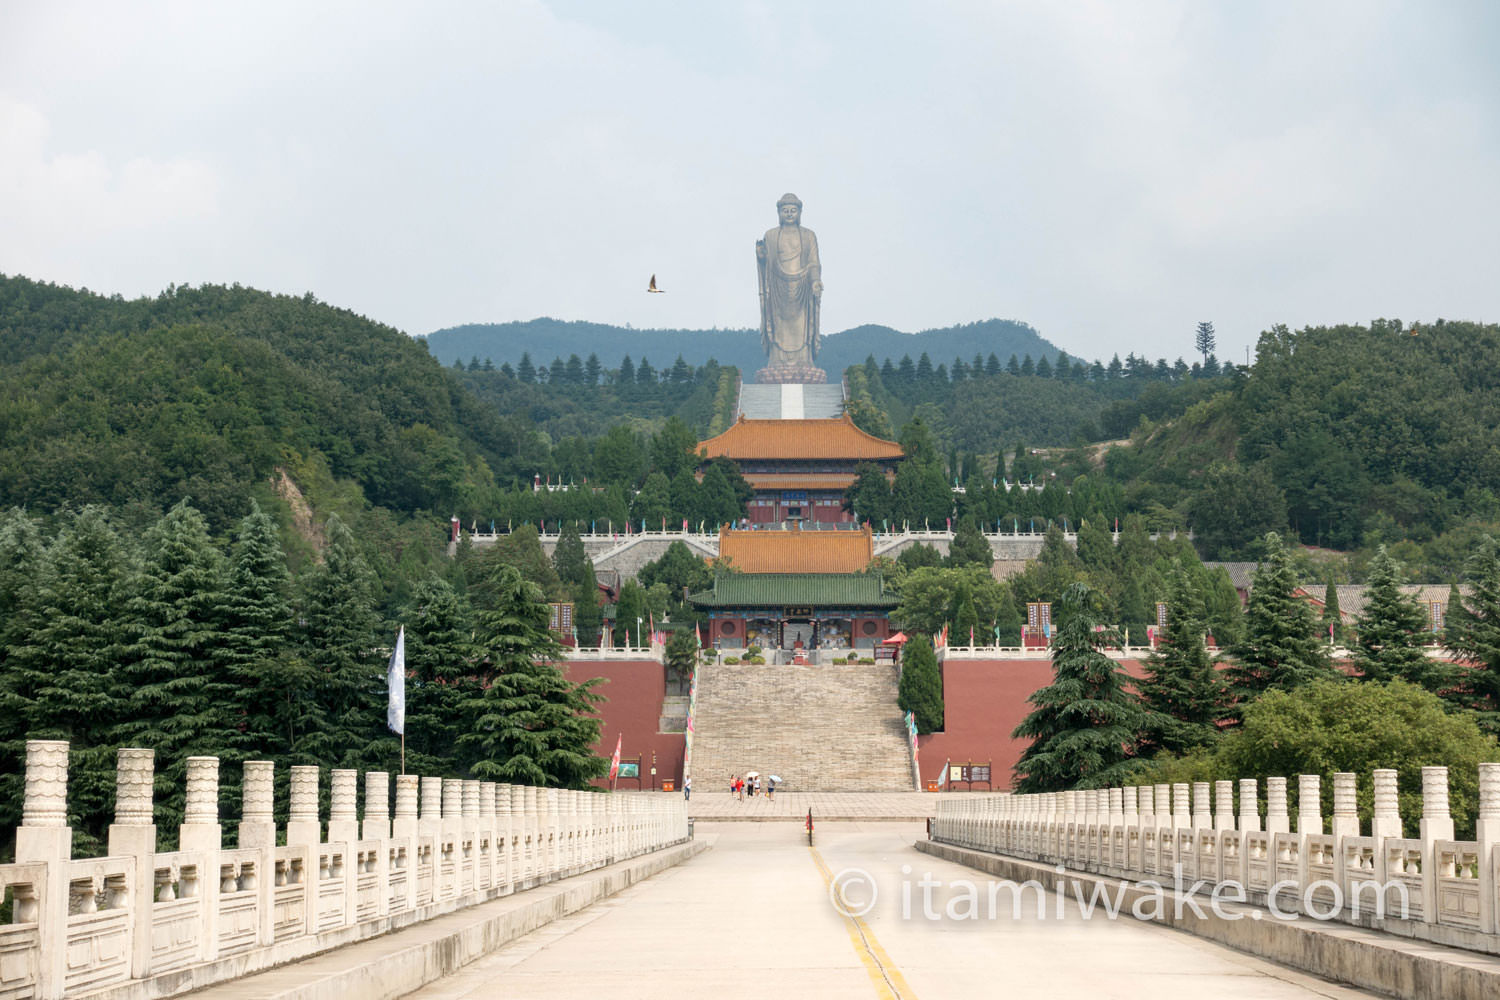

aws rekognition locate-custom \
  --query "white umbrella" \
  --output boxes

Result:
[769,775,783,783]
[743,771,759,779]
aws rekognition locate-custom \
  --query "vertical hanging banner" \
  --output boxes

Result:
[386,626,406,735]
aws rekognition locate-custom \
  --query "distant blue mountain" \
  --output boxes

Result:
[423,318,1063,375]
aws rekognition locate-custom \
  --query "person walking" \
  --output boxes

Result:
[768,776,776,801]
[684,776,691,801]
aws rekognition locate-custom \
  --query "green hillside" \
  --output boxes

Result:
[0,275,523,531]
[426,316,1061,377]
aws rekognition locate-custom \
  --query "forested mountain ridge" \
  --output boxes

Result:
[1101,319,1500,574]
[0,274,533,532]
[425,316,1060,376]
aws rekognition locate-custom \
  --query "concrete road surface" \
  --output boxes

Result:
[408,822,1378,1000]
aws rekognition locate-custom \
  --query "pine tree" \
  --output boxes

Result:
[1012,583,1157,791]
[994,586,1023,646]
[1225,532,1335,700]
[1354,546,1443,689]
[948,581,980,644]
[296,514,386,769]
[552,522,590,587]
[946,517,993,570]
[116,500,239,833]
[219,499,296,760]
[664,629,699,696]
[898,636,944,733]
[461,564,606,787]
[1138,567,1226,754]
[1445,536,1500,732]
[402,576,481,775]
[517,353,536,383]
[1194,321,1216,364]
[0,508,136,852]
[0,508,47,834]
[1321,579,1345,643]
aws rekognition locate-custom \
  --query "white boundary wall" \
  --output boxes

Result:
[931,764,1500,952]
[0,740,688,999]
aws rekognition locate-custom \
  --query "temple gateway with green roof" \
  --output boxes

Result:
[688,572,898,652]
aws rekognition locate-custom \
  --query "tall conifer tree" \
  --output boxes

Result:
[1354,546,1442,689]
[296,514,385,769]
[1013,583,1157,791]
[1138,566,1226,754]
[461,564,605,787]
[1225,532,1335,701]
[117,500,237,832]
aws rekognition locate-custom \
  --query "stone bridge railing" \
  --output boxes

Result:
[0,740,688,1000]
[931,765,1500,951]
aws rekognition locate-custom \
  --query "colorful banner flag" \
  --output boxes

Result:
[386,626,406,735]
[609,734,622,782]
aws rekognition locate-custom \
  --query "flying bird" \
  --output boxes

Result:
[647,274,665,293]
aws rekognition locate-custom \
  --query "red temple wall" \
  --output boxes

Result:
[918,657,1148,791]
[562,658,685,791]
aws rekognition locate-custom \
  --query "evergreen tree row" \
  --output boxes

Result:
[0,501,606,858]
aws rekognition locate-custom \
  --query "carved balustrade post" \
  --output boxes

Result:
[1296,774,1322,835]
[1191,782,1211,831]
[18,741,71,1000]
[393,775,419,838]
[419,776,443,838]
[110,749,157,978]
[1214,781,1235,833]
[1266,778,1290,835]
[1237,779,1260,833]
[17,739,71,862]
[1420,767,1454,924]
[240,761,276,847]
[1331,773,1359,842]
[327,769,359,844]
[363,771,391,841]
[287,766,322,846]
[1478,763,1500,934]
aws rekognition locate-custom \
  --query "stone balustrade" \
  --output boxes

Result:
[931,764,1500,951]
[0,740,689,1000]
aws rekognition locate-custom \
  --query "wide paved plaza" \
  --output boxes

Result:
[409,822,1378,999]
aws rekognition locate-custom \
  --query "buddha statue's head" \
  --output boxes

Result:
[777,193,803,226]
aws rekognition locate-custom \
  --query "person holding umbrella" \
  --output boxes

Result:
[768,775,780,800]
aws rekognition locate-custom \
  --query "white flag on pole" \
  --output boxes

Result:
[387,626,406,735]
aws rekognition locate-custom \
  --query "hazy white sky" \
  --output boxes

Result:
[3,1,1497,365]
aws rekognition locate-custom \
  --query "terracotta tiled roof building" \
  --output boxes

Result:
[716,524,874,573]
[697,413,903,525]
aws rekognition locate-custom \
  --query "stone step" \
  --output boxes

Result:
[690,662,913,792]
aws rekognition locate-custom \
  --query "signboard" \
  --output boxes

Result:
[617,762,639,779]
[548,602,574,632]
[1156,602,1169,627]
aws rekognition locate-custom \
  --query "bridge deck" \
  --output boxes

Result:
[409,823,1378,1000]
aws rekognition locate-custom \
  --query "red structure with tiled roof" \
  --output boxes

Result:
[716,524,873,573]
[697,413,903,524]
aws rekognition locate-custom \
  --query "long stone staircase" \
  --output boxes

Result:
[736,383,846,419]
[689,661,915,792]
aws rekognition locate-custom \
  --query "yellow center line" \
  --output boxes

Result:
[808,844,919,1000]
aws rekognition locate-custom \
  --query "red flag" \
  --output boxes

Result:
[609,734,622,782]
